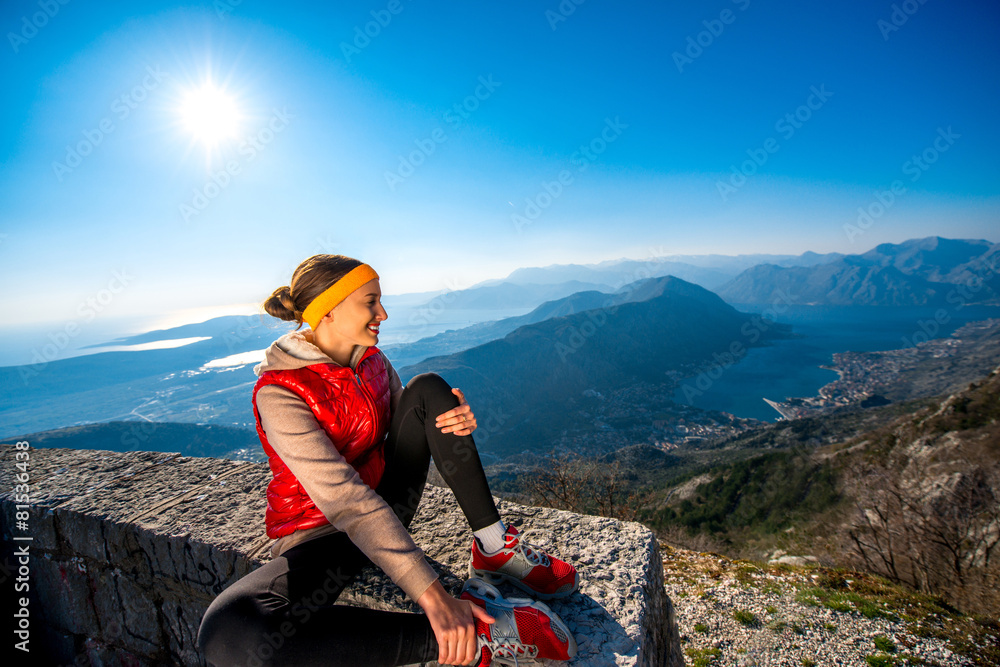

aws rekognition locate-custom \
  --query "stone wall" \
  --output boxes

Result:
[0,445,682,666]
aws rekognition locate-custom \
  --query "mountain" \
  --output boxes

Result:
[384,276,703,368]
[502,260,733,290]
[859,236,995,282]
[6,421,262,461]
[716,237,999,305]
[717,259,953,306]
[400,276,790,457]
[383,290,616,368]
[0,315,290,438]
[646,251,844,272]
[414,280,611,310]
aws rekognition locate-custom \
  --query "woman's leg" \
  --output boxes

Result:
[198,523,439,667]
[378,372,501,532]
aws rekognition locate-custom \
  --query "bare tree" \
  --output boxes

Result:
[527,454,647,522]
[846,456,1000,615]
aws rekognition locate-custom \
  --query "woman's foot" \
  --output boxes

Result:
[469,525,579,600]
[460,578,577,666]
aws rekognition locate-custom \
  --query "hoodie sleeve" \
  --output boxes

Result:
[255,384,438,603]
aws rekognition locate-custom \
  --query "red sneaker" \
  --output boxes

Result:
[470,525,579,600]
[461,578,577,666]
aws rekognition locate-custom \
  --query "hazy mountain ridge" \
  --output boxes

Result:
[398,249,852,311]
[413,280,611,310]
[401,276,791,457]
[383,275,709,368]
[382,289,616,368]
[717,237,999,306]
[9,421,261,461]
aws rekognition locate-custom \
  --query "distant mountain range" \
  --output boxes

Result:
[3,236,996,447]
[9,421,261,461]
[717,237,999,306]
[403,251,848,310]
[400,276,791,457]
[383,278,705,368]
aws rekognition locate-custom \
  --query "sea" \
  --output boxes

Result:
[672,304,1000,422]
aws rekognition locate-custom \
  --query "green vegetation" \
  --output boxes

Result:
[801,659,816,667]
[694,622,708,633]
[733,609,758,627]
[684,646,721,667]
[873,635,896,652]
[649,450,840,538]
[795,586,895,620]
[865,656,899,667]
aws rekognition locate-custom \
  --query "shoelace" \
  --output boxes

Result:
[507,529,551,568]
[480,633,540,666]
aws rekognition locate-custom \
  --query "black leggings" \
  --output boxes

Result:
[197,372,501,666]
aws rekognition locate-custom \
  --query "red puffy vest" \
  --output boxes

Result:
[252,346,392,539]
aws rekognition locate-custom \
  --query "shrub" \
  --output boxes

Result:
[873,635,896,653]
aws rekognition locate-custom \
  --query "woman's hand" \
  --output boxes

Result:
[435,388,477,436]
[417,580,494,665]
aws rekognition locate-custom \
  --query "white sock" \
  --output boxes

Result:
[474,520,508,554]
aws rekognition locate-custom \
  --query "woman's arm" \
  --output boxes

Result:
[256,384,438,602]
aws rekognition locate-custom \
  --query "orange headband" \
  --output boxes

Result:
[302,264,380,329]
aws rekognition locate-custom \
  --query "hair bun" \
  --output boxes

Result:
[262,285,300,322]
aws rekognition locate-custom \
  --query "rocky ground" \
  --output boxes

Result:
[660,544,999,667]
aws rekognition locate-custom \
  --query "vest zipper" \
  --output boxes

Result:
[354,362,379,441]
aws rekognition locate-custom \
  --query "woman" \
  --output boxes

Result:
[197,255,578,666]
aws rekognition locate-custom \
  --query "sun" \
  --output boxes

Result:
[179,84,241,146]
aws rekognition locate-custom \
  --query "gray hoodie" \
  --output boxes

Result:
[253,329,437,603]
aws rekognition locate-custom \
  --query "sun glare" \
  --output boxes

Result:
[179,84,241,145]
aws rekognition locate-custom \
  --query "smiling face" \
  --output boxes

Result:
[313,278,387,365]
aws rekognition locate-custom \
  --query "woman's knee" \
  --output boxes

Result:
[198,587,283,666]
[405,372,451,396]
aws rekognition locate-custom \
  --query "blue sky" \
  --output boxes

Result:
[2,0,998,335]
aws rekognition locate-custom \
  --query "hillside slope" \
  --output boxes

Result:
[401,276,791,457]
[716,237,999,306]
[654,364,1000,617]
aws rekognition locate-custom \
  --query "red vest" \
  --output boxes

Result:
[252,346,392,539]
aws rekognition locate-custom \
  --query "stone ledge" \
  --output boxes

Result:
[0,445,682,666]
